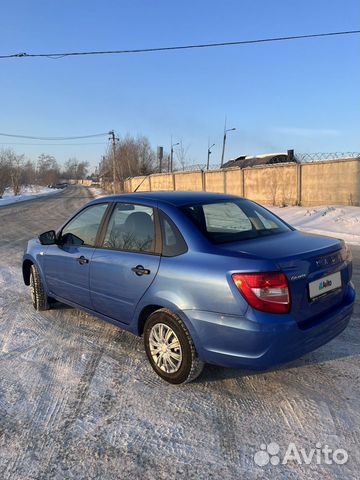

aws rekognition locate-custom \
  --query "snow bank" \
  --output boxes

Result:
[0,185,62,207]
[269,205,360,245]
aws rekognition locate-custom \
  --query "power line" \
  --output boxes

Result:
[0,132,109,140]
[0,30,358,60]
[0,142,108,146]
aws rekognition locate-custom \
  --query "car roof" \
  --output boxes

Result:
[93,191,241,207]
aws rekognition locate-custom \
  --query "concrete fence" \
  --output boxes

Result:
[123,158,360,206]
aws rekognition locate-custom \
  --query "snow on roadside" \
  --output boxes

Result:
[0,185,62,207]
[269,205,360,245]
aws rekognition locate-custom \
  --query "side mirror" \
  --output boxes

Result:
[39,230,57,245]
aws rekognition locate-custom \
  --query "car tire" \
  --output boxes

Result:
[144,308,204,384]
[30,264,50,311]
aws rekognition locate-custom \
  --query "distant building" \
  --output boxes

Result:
[221,149,297,169]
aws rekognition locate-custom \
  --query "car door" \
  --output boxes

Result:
[90,202,161,324]
[43,202,109,307]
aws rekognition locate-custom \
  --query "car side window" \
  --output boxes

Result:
[61,203,108,246]
[160,212,187,257]
[254,210,278,229]
[102,203,155,253]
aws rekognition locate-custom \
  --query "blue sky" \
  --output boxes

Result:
[0,0,359,170]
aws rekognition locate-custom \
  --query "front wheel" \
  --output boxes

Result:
[30,264,50,311]
[144,308,204,384]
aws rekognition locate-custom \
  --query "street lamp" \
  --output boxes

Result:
[220,126,236,167]
[207,143,215,170]
[170,140,180,172]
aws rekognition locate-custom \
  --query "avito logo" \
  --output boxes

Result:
[319,279,332,290]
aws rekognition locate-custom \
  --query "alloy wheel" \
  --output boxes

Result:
[148,323,182,373]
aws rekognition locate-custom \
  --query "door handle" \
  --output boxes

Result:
[131,265,150,276]
[77,256,89,265]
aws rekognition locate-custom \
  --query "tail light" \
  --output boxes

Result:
[232,272,290,313]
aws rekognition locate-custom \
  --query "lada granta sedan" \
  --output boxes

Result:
[23,192,355,384]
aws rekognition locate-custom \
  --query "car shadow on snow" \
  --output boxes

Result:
[49,301,73,310]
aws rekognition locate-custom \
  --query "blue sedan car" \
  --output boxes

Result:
[22,192,355,383]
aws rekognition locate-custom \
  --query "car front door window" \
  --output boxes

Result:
[43,203,108,307]
[61,203,108,246]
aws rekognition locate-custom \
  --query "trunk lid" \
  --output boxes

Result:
[219,230,351,325]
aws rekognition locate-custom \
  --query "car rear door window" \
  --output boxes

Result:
[160,212,187,256]
[61,203,108,246]
[103,203,155,253]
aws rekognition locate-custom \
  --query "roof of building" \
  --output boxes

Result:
[222,152,297,169]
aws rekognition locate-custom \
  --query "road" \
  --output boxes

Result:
[0,186,359,479]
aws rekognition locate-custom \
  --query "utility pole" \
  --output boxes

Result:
[207,142,215,170]
[109,130,118,193]
[220,118,236,167]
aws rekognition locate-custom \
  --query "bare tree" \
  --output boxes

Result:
[62,158,89,180]
[21,160,37,187]
[36,154,60,185]
[98,134,156,191]
[137,136,155,175]
[10,153,24,195]
[175,141,190,171]
[1,149,61,197]
[76,161,89,180]
[0,149,12,197]
[63,158,78,179]
[0,149,25,196]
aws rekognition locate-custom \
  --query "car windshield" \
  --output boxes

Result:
[182,199,291,244]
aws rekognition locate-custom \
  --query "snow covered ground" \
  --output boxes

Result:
[269,205,360,245]
[0,185,63,207]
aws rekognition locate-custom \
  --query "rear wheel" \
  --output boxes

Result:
[144,308,204,384]
[30,264,50,311]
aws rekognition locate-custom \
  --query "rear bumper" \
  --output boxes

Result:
[181,284,355,369]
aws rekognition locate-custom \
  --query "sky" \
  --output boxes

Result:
[0,0,359,171]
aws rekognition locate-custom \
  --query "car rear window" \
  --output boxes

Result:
[182,199,290,244]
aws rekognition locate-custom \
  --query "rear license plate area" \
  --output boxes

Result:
[308,271,342,300]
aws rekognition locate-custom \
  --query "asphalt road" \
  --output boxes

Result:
[0,186,359,479]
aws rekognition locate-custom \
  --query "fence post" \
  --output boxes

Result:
[242,169,246,197]
[296,163,302,205]
[149,175,152,192]
[201,170,205,191]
